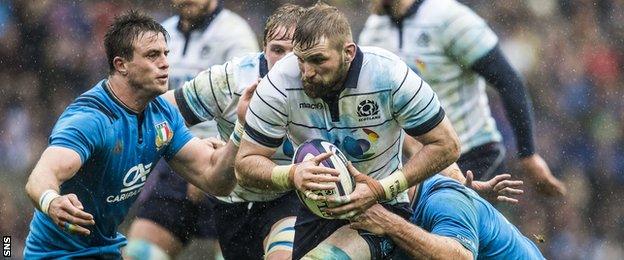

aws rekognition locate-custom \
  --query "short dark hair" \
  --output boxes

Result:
[104,10,169,74]
[263,4,306,46]
[292,3,353,51]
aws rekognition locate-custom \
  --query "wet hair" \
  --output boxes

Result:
[292,2,353,51]
[104,10,169,74]
[263,4,306,46]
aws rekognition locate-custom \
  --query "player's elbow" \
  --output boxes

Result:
[445,133,461,163]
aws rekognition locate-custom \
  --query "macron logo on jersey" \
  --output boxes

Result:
[106,163,152,203]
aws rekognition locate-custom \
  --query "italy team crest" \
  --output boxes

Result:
[155,122,173,150]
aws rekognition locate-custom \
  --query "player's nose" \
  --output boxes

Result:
[301,63,316,79]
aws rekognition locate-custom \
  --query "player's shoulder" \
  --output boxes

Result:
[360,46,403,62]
[363,13,392,28]
[213,9,254,33]
[64,81,119,125]
[420,0,480,24]
[267,52,300,82]
[160,15,180,32]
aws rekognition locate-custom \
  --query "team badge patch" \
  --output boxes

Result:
[155,122,174,150]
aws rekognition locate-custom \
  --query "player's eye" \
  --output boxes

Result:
[272,47,284,54]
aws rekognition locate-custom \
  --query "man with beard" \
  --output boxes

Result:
[127,4,307,259]
[359,0,566,197]
[235,3,461,259]
[126,0,258,258]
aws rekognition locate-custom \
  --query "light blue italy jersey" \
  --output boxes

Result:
[24,80,193,259]
[404,175,544,259]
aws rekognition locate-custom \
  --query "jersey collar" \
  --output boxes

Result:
[390,0,424,25]
[176,0,223,33]
[259,53,269,78]
[343,46,363,89]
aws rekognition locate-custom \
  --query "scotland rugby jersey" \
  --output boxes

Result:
[359,0,501,153]
[25,80,193,258]
[244,46,445,203]
[175,52,295,202]
[162,3,259,138]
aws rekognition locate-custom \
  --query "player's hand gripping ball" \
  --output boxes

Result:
[293,139,355,219]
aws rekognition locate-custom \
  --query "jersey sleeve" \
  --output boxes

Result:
[392,63,445,136]
[48,111,106,164]
[420,189,480,258]
[162,102,195,160]
[242,73,288,148]
[440,2,498,67]
[174,62,233,125]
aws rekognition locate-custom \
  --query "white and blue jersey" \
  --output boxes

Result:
[175,52,295,202]
[403,175,544,259]
[163,2,259,138]
[244,46,445,204]
[359,0,502,153]
[24,80,194,259]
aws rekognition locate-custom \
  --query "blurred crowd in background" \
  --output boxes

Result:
[0,0,622,259]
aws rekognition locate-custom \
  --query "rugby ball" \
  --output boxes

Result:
[293,139,355,219]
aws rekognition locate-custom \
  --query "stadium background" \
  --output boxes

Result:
[0,0,622,259]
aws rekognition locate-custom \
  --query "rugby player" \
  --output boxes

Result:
[23,11,252,259]
[128,4,306,259]
[126,0,258,258]
[359,0,566,196]
[235,3,461,259]
[351,172,545,259]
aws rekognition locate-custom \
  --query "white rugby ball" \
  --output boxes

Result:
[293,139,355,219]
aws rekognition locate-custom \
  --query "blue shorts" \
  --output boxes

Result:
[212,191,300,259]
[136,160,217,243]
[292,202,412,260]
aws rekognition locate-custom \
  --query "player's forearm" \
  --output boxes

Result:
[234,153,282,191]
[25,161,63,210]
[403,137,460,186]
[199,141,238,196]
[384,218,472,260]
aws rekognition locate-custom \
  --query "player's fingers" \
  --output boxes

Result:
[336,210,359,220]
[66,194,84,210]
[308,174,341,183]
[307,165,341,176]
[496,196,519,204]
[62,221,91,236]
[303,190,326,201]
[58,211,95,226]
[311,152,333,165]
[346,162,363,178]
[492,174,512,182]
[327,195,351,205]
[465,170,474,186]
[499,187,524,196]
[303,182,335,191]
[62,203,95,223]
[494,180,523,192]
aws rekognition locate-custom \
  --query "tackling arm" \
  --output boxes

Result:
[351,204,472,260]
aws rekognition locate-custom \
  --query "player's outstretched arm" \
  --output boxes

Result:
[350,204,473,260]
[25,147,95,236]
[168,137,237,196]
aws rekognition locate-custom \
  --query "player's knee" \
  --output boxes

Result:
[301,244,351,260]
[124,239,171,260]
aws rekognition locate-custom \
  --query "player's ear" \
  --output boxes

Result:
[113,56,129,76]
[343,42,356,63]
